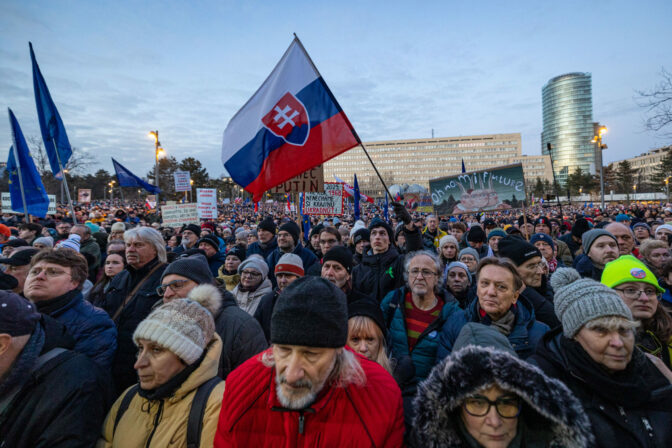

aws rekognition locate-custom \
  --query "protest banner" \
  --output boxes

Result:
[161,203,199,227]
[174,171,191,192]
[429,164,526,215]
[270,165,324,194]
[197,188,217,219]
[302,182,344,215]
[2,193,56,215]
[78,189,91,203]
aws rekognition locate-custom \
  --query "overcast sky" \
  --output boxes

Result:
[1,0,670,179]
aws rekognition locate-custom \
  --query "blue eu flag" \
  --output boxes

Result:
[7,108,50,217]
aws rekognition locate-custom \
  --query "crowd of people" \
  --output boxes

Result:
[1,198,672,447]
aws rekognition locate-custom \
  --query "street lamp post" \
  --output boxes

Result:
[591,126,608,210]
[633,184,637,202]
[148,130,164,206]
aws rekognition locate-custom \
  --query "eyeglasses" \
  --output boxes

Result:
[614,286,658,300]
[157,279,190,296]
[241,270,262,278]
[27,267,70,278]
[523,262,546,271]
[463,395,521,418]
[408,268,437,278]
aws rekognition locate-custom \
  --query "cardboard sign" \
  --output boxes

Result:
[161,203,199,227]
[302,183,343,215]
[197,188,218,219]
[429,164,526,215]
[174,171,191,192]
[78,189,92,203]
[2,193,57,215]
[270,165,324,194]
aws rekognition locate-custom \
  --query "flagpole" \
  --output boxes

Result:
[52,138,77,224]
[10,146,30,224]
[292,34,394,201]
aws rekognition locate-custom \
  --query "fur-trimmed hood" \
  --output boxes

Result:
[187,283,223,316]
[413,345,593,447]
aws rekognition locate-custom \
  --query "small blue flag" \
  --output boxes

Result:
[7,108,50,217]
[384,192,389,222]
[461,159,466,173]
[112,158,161,194]
[30,42,72,179]
[299,192,311,242]
[354,174,361,221]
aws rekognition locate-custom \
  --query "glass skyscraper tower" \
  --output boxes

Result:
[541,72,594,185]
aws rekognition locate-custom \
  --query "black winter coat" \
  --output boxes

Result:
[519,285,560,328]
[351,227,423,303]
[102,258,167,394]
[213,287,268,378]
[254,289,280,342]
[246,237,278,259]
[0,316,112,448]
[530,328,672,448]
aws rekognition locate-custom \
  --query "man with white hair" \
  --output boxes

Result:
[214,277,404,446]
[103,226,168,393]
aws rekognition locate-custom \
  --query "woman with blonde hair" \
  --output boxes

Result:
[638,238,671,277]
[347,299,392,374]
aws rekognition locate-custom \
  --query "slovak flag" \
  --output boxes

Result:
[221,37,359,202]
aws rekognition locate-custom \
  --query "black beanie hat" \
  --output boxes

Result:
[352,228,370,245]
[517,215,533,226]
[368,217,394,242]
[466,225,486,243]
[271,276,348,348]
[197,234,220,252]
[534,217,551,229]
[161,254,214,285]
[572,218,591,239]
[498,236,542,267]
[258,217,277,234]
[278,221,300,245]
[226,245,246,262]
[182,223,201,237]
[0,290,41,336]
[309,223,325,239]
[348,299,386,336]
[323,246,354,273]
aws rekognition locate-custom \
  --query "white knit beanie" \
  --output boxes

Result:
[57,234,81,252]
[133,298,216,364]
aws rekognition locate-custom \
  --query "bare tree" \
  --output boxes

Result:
[26,135,96,176]
[636,67,672,135]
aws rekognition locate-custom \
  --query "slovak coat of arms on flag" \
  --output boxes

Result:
[261,92,310,145]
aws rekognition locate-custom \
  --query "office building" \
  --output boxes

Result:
[541,72,595,184]
[323,133,551,197]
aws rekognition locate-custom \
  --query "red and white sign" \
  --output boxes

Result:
[196,188,218,219]
[302,182,344,216]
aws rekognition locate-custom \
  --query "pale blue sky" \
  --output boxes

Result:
[1,0,670,179]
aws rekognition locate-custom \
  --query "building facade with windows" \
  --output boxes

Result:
[323,133,552,197]
[541,72,595,184]
[607,145,672,179]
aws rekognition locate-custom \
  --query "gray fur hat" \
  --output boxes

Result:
[550,267,633,337]
[413,345,593,448]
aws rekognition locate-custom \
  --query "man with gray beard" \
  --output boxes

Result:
[214,276,404,447]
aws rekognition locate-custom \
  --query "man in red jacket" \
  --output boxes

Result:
[214,276,405,447]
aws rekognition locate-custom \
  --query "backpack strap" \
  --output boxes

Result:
[113,384,140,435]
[187,377,222,448]
[384,288,404,330]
